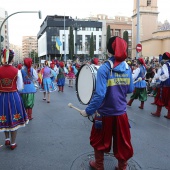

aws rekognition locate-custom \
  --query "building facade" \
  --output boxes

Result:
[0,7,9,50]
[132,0,159,58]
[132,0,170,59]
[22,36,38,58]
[83,14,132,58]
[37,15,102,61]
[9,43,22,63]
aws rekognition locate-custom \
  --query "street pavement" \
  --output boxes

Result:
[0,79,170,170]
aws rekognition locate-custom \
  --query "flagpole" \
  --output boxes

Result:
[64,13,66,63]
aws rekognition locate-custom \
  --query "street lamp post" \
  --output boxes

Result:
[72,23,81,58]
[0,10,42,63]
[136,0,140,59]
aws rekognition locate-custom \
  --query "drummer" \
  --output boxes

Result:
[79,36,134,170]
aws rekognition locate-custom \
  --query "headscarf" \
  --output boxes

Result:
[17,64,23,70]
[138,57,146,68]
[107,36,127,67]
[50,63,55,69]
[91,58,99,65]
[24,58,32,75]
[162,52,170,60]
[59,61,64,68]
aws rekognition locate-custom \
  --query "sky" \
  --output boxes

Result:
[0,0,169,46]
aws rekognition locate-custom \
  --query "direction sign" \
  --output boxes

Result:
[136,43,142,53]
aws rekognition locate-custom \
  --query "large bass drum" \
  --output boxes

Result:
[76,64,99,105]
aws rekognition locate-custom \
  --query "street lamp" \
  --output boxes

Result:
[72,23,81,57]
[0,10,42,63]
[136,0,140,59]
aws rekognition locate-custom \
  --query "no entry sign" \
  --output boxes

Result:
[136,44,142,53]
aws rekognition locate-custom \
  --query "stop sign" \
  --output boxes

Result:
[136,44,142,53]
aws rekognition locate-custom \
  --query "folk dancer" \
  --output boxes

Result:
[80,36,134,170]
[127,58,147,109]
[151,52,170,119]
[20,58,38,120]
[67,62,76,87]
[50,62,57,88]
[0,49,29,150]
[40,61,57,103]
[57,61,66,92]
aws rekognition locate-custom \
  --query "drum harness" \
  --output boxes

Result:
[87,60,114,123]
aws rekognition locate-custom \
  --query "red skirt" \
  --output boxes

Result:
[155,87,170,110]
[90,113,133,161]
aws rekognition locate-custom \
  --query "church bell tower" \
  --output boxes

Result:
[132,0,159,58]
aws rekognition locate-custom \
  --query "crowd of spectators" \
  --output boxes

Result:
[126,56,162,96]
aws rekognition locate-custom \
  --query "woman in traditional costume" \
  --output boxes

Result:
[20,58,38,120]
[0,49,29,150]
[40,61,57,103]
[57,61,66,92]
[67,62,76,87]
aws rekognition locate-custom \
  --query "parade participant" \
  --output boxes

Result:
[80,36,134,170]
[57,61,66,92]
[50,62,57,82]
[0,49,29,150]
[20,58,38,120]
[151,52,170,119]
[127,57,147,109]
[40,60,57,103]
[67,62,76,87]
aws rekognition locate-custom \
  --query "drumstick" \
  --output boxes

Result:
[68,103,81,112]
[133,79,139,84]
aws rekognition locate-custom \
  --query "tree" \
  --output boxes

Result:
[89,32,94,58]
[30,50,39,64]
[106,25,111,51]
[123,31,129,57]
[69,26,74,60]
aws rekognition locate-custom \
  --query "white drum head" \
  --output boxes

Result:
[76,64,96,105]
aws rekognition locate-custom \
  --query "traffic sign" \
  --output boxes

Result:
[1,36,4,42]
[136,43,142,53]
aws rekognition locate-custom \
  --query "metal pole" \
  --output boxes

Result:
[75,23,77,57]
[0,10,41,63]
[136,0,140,59]
[64,14,66,63]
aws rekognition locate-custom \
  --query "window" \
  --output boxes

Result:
[85,35,90,51]
[77,35,82,51]
[147,0,151,6]
[114,30,120,36]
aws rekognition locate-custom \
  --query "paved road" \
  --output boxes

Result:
[0,80,170,170]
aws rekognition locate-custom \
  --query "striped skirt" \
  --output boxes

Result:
[0,92,29,132]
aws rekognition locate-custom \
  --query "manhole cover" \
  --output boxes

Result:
[70,152,142,170]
